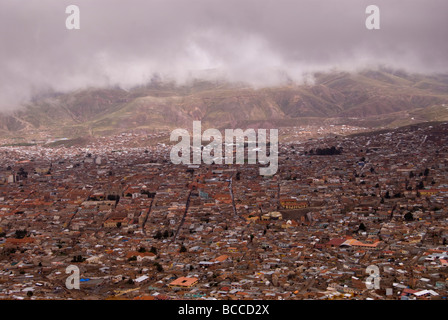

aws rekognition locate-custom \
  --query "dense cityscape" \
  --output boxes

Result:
[0,122,447,300]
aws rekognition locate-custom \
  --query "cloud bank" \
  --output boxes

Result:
[0,0,447,109]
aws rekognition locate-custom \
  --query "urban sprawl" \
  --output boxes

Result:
[0,123,447,300]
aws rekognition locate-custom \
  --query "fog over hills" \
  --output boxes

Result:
[1,0,448,111]
[1,1,448,141]
[0,69,447,140]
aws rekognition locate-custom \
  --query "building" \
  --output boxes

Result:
[168,277,199,289]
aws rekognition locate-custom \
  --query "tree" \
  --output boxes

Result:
[312,146,342,156]
[107,194,119,201]
[163,230,169,238]
[154,231,162,239]
[71,255,85,263]
[404,212,414,221]
[417,181,425,190]
[154,262,164,272]
[17,167,28,179]
[138,247,146,253]
[359,223,367,232]
[424,168,430,177]
[149,246,157,255]
[15,229,27,239]
[180,245,187,253]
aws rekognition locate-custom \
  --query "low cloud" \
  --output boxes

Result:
[0,0,447,110]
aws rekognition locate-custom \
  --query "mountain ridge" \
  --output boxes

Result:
[1,69,448,140]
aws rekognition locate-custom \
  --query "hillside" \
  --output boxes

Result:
[1,69,447,141]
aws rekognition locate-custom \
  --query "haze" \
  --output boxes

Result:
[1,0,447,110]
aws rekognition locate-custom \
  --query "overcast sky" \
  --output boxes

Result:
[1,0,447,110]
